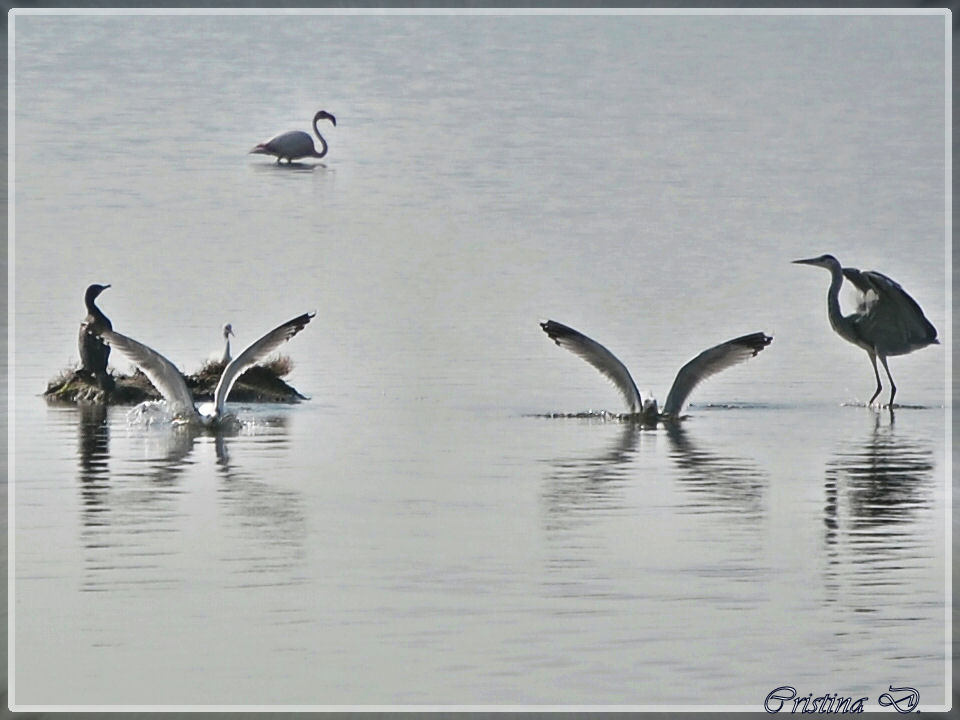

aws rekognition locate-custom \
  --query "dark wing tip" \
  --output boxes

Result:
[540,319,573,346]
[285,311,316,337]
[732,331,773,357]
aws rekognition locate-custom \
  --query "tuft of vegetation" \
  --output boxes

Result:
[45,366,77,394]
[261,354,294,377]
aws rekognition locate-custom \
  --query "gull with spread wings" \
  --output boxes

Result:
[99,312,315,427]
[540,320,772,424]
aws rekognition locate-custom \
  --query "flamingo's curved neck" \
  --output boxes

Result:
[312,116,329,158]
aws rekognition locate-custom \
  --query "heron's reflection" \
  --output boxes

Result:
[824,410,935,535]
[821,410,938,608]
[664,423,767,522]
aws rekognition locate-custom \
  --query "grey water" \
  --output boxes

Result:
[9,12,949,708]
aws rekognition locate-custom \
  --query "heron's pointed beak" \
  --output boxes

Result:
[792,258,818,266]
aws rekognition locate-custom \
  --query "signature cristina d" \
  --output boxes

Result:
[764,685,920,714]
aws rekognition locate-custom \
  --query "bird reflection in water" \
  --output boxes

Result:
[541,421,641,534]
[539,421,769,598]
[76,410,305,598]
[540,421,768,530]
[664,423,767,524]
[539,421,642,590]
[821,410,937,607]
[824,409,935,534]
[250,160,321,173]
[212,418,311,603]
[76,409,199,595]
[77,404,203,524]
[77,403,111,525]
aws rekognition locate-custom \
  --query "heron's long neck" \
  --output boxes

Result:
[312,118,329,158]
[221,337,231,364]
[824,263,847,334]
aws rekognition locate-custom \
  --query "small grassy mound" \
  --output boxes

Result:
[44,354,305,406]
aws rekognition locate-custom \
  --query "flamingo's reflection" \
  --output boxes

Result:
[251,160,324,173]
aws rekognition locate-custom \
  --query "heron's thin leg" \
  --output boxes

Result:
[878,354,896,407]
[867,351,882,405]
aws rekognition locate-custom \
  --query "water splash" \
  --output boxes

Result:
[126,401,176,426]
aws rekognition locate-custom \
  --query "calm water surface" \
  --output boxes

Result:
[10,12,949,708]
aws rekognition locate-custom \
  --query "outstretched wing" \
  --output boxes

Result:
[662,332,772,416]
[540,320,642,413]
[99,328,197,417]
[843,268,938,352]
[214,312,315,414]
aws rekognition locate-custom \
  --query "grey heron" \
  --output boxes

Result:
[79,284,114,390]
[793,254,938,406]
[540,320,772,423]
[250,110,336,163]
[99,312,315,427]
[220,323,234,365]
